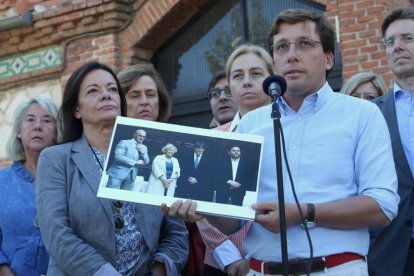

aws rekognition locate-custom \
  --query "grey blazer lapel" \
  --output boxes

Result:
[72,136,113,221]
[380,94,414,181]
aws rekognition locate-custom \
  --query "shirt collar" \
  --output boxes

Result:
[278,82,332,115]
[229,111,241,132]
[12,161,33,182]
[393,82,410,99]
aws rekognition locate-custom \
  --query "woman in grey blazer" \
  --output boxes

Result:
[35,61,188,276]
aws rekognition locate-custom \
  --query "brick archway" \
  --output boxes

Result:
[117,0,209,68]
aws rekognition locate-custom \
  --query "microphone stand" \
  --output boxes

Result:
[271,96,289,276]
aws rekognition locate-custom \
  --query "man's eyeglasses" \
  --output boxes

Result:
[208,86,232,100]
[272,38,322,55]
[111,200,124,231]
[383,33,414,48]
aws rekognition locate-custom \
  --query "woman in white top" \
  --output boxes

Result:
[147,143,180,196]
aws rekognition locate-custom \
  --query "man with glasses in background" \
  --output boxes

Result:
[107,129,150,191]
[207,70,238,129]
[368,7,414,276]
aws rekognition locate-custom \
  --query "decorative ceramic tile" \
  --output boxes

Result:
[0,45,62,79]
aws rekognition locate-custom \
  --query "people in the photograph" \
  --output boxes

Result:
[118,63,171,122]
[106,129,150,191]
[340,72,388,100]
[147,143,181,196]
[0,96,59,276]
[176,142,214,202]
[164,8,399,276]
[368,7,414,276]
[207,70,238,127]
[216,146,257,206]
[36,61,188,275]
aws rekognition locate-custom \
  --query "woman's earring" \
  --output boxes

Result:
[17,134,21,139]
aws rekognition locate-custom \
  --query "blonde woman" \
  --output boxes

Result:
[147,143,180,196]
[340,72,388,100]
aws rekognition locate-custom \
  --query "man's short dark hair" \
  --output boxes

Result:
[381,8,414,37]
[207,70,226,99]
[268,8,335,77]
[194,142,205,149]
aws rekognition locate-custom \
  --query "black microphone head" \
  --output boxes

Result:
[262,75,287,97]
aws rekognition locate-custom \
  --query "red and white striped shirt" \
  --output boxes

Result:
[197,112,250,270]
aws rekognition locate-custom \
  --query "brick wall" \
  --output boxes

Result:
[1,0,409,90]
[330,0,405,87]
[0,0,209,90]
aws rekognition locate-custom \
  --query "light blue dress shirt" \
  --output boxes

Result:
[393,82,414,239]
[238,82,399,261]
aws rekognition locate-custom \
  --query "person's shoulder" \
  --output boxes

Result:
[0,163,13,177]
[245,103,272,118]
[214,122,231,131]
[333,92,379,110]
[238,104,272,130]
[118,138,131,144]
[40,141,78,160]
[372,92,392,106]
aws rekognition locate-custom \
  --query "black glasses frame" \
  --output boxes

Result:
[207,86,232,100]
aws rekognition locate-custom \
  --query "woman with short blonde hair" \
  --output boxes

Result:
[341,72,388,100]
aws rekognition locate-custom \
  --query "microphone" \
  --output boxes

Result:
[262,75,287,99]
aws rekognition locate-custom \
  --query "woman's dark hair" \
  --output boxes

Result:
[59,61,126,143]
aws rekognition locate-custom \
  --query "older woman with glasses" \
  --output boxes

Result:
[35,61,188,276]
[0,96,59,276]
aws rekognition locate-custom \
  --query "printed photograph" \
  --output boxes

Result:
[97,116,263,220]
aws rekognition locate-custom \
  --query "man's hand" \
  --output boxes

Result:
[161,179,170,188]
[161,199,204,222]
[0,265,15,276]
[136,160,144,166]
[253,202,302,233]
[136,144,145,153]
[227,180,241,189]
[150,261,166,276]
[225,259,250,276]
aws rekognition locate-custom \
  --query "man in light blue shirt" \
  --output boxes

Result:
[234,8,399,275]
[368,8,414,276]
[164,8,399,275]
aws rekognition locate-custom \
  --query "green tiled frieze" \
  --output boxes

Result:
[0,45,62,79]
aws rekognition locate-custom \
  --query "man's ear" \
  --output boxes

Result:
[325,51,334,71]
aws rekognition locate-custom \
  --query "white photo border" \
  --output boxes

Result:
[97,116,264,220]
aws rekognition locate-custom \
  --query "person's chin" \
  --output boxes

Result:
[217,112,235,124]
[99,112,120,122]
[137,115,156,121]
[136,112,157,121]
